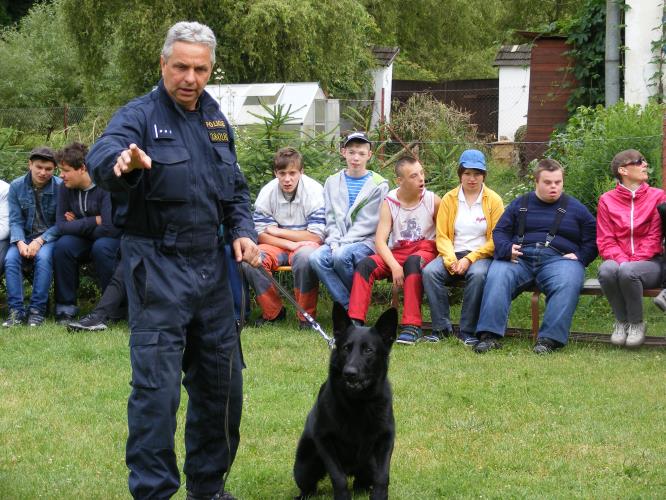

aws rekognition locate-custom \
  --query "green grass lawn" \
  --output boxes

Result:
[2,296,666,499]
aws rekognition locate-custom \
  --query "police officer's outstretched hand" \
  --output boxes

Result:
[114,144,152,177]
[233,237,261,267]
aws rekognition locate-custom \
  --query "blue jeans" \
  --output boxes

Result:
[309,242,374,308]
[4,240,55,315]
[422,255,491,335]
[475,245,585,345]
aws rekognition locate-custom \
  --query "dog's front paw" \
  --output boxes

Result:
[294,489,316,500]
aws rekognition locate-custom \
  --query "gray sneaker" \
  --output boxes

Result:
[2,309,25,327]
[625,322,646,348]
[654,289,666,312]
[610,321,628,346]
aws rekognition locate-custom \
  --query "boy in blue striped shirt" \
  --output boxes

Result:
[309,132,389,309]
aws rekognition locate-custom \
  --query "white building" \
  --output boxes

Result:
[205,82,340,136]
[370,46,400,128]
[493,44,531,141]
[623,0,665,105]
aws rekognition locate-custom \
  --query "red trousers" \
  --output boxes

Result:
[348,240,437,326]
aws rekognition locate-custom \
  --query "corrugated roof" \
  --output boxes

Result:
[372,46,400,67]
[493,44,531,67]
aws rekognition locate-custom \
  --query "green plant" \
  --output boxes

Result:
[389,93,482,194]
[564,0,608,111]
[236,103,344,198]
[547,101,664,214]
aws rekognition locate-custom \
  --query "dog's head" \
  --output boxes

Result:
[329,302,398,394]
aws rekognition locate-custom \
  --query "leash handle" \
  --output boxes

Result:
[261,266,335,349]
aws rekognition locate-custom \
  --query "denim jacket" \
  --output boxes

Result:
[8,172,62,244]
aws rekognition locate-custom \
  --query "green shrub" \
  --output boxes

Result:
[547,101,663,214]
[234,104,346,199]
[388,93,482,194]
[0,128,29,182]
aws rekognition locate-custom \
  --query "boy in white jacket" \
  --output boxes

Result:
[243,147,325,328]
[309,132,389,309]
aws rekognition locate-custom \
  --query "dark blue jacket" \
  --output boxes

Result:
[493,192,598,266]
[56,183,122,239]
[8,172,62,244]
[86,80,256,244]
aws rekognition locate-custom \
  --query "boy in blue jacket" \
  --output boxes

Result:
[54,142,121,323]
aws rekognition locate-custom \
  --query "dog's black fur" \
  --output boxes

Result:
[293,303,398,500]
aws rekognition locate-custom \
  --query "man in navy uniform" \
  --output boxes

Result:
[87,21,260,500]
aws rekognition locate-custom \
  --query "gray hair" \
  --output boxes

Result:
[162,21,216,65]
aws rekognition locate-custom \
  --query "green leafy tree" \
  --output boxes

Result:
[61,0,376,105]
[363,0,579,80]
[0,0,82,107]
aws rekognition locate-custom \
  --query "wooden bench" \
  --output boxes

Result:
[274,268,666,346]
[506,278,664,345]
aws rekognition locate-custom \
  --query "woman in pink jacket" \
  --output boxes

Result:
[597,149,665,347]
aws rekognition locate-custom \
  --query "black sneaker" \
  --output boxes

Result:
[186,490,236,500]
[67,312,108,332]
[474,332,502,353]
[533,337,563,354]
[455,331,480,347]
[2,309,25,327]
[56,313,75,326]
[27,310,45,327]
[253,307,286,327]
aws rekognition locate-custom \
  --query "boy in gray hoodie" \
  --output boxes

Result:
[309,132,389,309]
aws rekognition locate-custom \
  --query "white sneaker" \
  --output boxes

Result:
[610,321,628,346]
[625,322,646,348]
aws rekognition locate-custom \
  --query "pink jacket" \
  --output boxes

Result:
[597,183,665,263]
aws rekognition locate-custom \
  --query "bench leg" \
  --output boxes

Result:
[530,291,540,342]
[391,287,400,308]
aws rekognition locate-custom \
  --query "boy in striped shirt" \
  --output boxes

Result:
[309,132,389,309]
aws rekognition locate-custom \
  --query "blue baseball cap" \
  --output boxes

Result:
[458,149,487,171]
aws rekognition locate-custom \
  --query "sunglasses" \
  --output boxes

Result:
[622,157,646,167]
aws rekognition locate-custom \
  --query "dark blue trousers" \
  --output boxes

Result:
[122,236,242,499]
[224,244,251,322]
[54,235,120,315]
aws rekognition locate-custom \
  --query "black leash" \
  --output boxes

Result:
[261,266,336,349]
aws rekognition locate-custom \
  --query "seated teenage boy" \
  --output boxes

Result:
[242,147,325,328]
[309,132,389,309]
[4,146,62,327]
[348,155,440,344]
[53,142,121,323]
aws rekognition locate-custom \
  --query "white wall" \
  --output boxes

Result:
[370,65,393,128]
[624,0,665,105]
[497,66,530,141]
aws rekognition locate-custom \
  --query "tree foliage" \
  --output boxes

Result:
[363,0,580,80]
[563,0,607,110]
[0,0,82,107]
[60,0,376,105]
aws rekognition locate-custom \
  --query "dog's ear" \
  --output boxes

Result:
[332,302,352,338]
[375,307,398,346]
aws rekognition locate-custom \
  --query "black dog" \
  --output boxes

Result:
[293,302,398,500]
